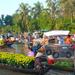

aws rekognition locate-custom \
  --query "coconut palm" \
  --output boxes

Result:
[31,1,43,30]
[60,0,75,24]
[46,0,59,29]
[16,3,30,32]
[32,1,43,18]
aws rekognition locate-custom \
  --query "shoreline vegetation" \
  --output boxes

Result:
[1,0,75,34]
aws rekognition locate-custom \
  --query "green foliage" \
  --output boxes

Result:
[0,25,21,34]
[0,52,34,69]
[53,60,73,68]
[38,11,52,30]
[4,15,13,25]
[1,0,75,33]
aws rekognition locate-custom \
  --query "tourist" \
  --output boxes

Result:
[23,44,34,57]
[41,36,48,46]
[57,36,64,45]
[32,38,41,54]
[65,35,72,44]
[35,46,45,58]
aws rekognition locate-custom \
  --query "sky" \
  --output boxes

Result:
[0,0,46,16]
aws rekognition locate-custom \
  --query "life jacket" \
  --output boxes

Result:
[65,37,72,44]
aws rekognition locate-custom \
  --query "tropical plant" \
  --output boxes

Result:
[0,52,34,69]
[46,0,60,29]
[60,0,75,24]
[16,3,30,32]
[30,1,43,30]
[4,15,13,25]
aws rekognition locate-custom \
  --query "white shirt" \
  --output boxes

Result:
[35,52,43,58]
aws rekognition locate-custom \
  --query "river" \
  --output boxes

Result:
[0,68,35,75]
[0,68,73,75]
[0,43,74,75]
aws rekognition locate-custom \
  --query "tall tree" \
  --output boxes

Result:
[1,15,5,25]
[38,10,52,30]
[60,0,75,24]
[31,1,43,30]
[46,0,59,29]
[0,19,3,26]
[4,15,13,25]
[17,3,30,32]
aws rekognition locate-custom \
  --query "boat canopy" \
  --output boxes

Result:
[43,30,70,36]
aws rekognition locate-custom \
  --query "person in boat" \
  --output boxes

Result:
[41,36,49,46]
[5,36,15,48]
[65,35,72,45]
[57,36,64,45]
[34,45,55,72]
[23,44,34,57]
[31,38,41,55]
[35,46,45,58]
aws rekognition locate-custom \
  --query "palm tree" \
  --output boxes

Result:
[32,1,43,18]
[31,1,43,30]
[16,3,30,32]
[60,0,75,24]
[46,0,59,29]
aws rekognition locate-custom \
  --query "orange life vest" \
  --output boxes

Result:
[65,37,72,44]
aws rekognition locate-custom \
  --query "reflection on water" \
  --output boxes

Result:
[0,68,35,75]
[45,70,74,75]
[0,43,25,54]
[0,68,73,75]
[12,43,24,54]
